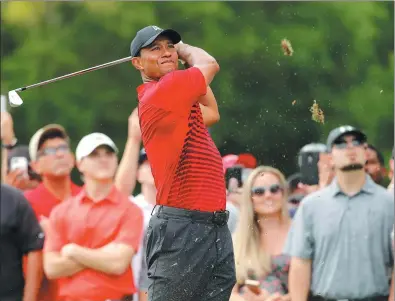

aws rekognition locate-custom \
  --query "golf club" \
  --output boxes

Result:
[8,56,133,107]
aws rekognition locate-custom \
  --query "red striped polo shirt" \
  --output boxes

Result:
[137,67,226,212]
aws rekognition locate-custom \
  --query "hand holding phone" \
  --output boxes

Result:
[10,157,29,178]
[298,143,327,185]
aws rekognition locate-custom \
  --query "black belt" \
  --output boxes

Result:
[153,205,229,226]
[309,294,388,301]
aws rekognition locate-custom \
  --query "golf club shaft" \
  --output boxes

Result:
[15,56,133,92]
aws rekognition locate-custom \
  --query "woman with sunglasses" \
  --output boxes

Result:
[230,166,291,301]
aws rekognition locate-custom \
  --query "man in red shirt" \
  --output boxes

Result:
[130,25,236,301]
[43,132,143,301]
[24,124,81,301]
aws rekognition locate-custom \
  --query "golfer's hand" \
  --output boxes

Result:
[175,41,189,63]
[128,107,141,140]
[1,111,15,144]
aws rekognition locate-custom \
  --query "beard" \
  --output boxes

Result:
[340,163,364,172]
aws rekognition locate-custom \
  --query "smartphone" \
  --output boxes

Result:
[298,143,327,185]
[244,279,261,295]
[225,166,243,188]
[1,95,6,112]
[10,157,29,177]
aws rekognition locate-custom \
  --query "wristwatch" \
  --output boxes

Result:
[2,137,18,149]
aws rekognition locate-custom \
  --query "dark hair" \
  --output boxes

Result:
[287,172,302,194]
[367,144,384,166]
[38,130,68,151]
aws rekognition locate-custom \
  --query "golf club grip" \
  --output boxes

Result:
[18,56,133,91]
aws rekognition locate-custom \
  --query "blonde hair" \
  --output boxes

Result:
[232,165,290,284]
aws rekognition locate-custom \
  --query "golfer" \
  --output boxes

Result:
[130,25,236,301]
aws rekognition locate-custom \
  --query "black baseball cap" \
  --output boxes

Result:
[326,125,367,149]
[138,148,148,165]
[130,25,182,57]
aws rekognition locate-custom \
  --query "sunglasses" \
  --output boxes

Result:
[251,184,282,196]
[38,144,70,158]
[333,139,363,149]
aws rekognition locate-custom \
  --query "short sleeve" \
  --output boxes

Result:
[283,203,314,259]
[16,195,45,254]
[113,204,144,252]
[44,207,67,253]
[155,67,207,115]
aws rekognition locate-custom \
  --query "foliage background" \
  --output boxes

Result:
[1,1,394,180]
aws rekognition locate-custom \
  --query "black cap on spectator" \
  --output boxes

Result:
[138,148,148,165]
[130,25,181,57]
[326,125,367,150]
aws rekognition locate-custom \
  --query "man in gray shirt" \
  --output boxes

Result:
[284,125,394,301]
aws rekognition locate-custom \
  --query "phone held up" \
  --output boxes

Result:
[298,143,328,186]
[225,166,253,189]
[10,157,29,178]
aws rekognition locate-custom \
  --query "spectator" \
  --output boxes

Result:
[25,124,81,219]
[286,173,305,218]
[231,166,291,300]
[285,125,394,301]
[365,144,387,185]
[43,132,143,301]
[24,124,80,301]
[0,184,45,301]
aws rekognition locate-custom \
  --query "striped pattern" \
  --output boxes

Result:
[166,103,226,211]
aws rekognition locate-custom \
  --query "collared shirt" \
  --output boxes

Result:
[284,175,394,299]
[44,186,144,301]
[24,181,81,219]
[137,67,226,212]
[0,184,44,301]
[24,181,81,301]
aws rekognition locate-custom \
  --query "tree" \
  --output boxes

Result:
[1,1,393,177]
